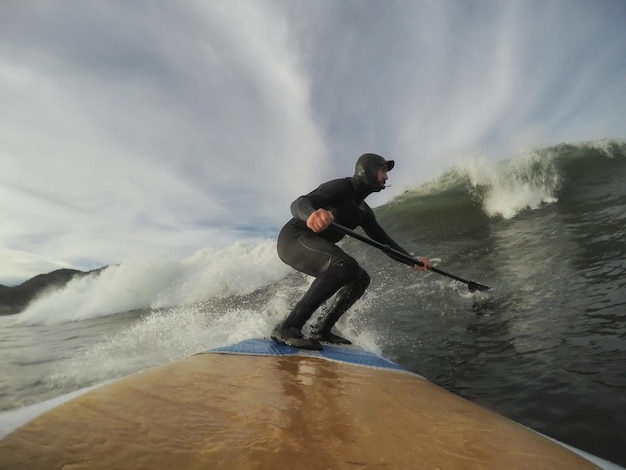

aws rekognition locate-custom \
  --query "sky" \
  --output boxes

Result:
[1,0,625,285]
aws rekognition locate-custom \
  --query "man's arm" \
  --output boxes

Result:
[361,210,432,270]
[290,196,317,223]
[290,178,353,223]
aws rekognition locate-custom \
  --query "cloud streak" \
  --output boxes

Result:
[1,0,625,284]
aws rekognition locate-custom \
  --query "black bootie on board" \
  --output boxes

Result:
[309,271,370,345]
[271,306,322,351]
[309,300,352,345]
[271,322,322,350]
[271,261,369,350]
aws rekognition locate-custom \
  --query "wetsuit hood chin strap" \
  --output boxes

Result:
[353,153,394,193]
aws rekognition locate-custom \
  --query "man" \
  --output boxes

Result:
[271,153,432,350]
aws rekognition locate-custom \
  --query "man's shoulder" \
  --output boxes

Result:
[315,177,354,195]
[321,177,352,187]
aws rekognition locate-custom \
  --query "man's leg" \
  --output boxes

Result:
[273,223,361,349]
[271,258,361,349]
[309,267,370,344]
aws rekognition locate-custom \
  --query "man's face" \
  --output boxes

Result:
[377,165,389,188]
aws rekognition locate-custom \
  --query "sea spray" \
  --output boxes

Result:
[44,286,384,392]
[17,240,291,325]
[45,305,272,389]
[456,148,562,219]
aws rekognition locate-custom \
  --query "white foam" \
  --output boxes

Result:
[16,240,291,325]
[43,294,300,392]
[455,149,561,219]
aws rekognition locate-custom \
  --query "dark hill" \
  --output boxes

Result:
[0,268,103,315]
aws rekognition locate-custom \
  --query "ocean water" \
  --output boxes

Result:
[1,139,625,466]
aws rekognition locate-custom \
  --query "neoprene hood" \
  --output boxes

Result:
[353,153,395,192]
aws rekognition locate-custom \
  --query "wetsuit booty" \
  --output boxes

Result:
[271,323,322,351]
[309,269,370,345]
[309,330,352,345]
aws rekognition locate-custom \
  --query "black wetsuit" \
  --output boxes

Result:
[278,177,411,276]
[275,176,412,337]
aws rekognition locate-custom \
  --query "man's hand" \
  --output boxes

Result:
[306,209,335,233]
[414,257,432,271]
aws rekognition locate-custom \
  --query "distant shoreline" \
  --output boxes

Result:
[0,268,105,315]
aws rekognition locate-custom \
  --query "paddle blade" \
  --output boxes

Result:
[468,281,490,292]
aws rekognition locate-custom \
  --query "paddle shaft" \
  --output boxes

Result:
[329,222,490,291]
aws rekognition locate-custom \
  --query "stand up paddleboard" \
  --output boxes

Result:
[0,339,619,469]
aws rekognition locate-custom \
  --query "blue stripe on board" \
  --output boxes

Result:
[207,338,411,373]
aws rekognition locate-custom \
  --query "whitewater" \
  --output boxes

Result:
[1,139,625,466]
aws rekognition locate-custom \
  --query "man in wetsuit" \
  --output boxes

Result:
[271,153,432,350]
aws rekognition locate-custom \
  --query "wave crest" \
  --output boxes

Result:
[16,240,290,325]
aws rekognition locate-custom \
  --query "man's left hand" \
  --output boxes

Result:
[414,257,432,271]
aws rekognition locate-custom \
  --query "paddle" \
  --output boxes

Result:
[329,222,490,292]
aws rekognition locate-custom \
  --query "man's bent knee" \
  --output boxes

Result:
[328,257,362,285]
[353,268,371,298]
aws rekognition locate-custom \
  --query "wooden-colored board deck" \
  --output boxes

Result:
[0,353,599,469]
